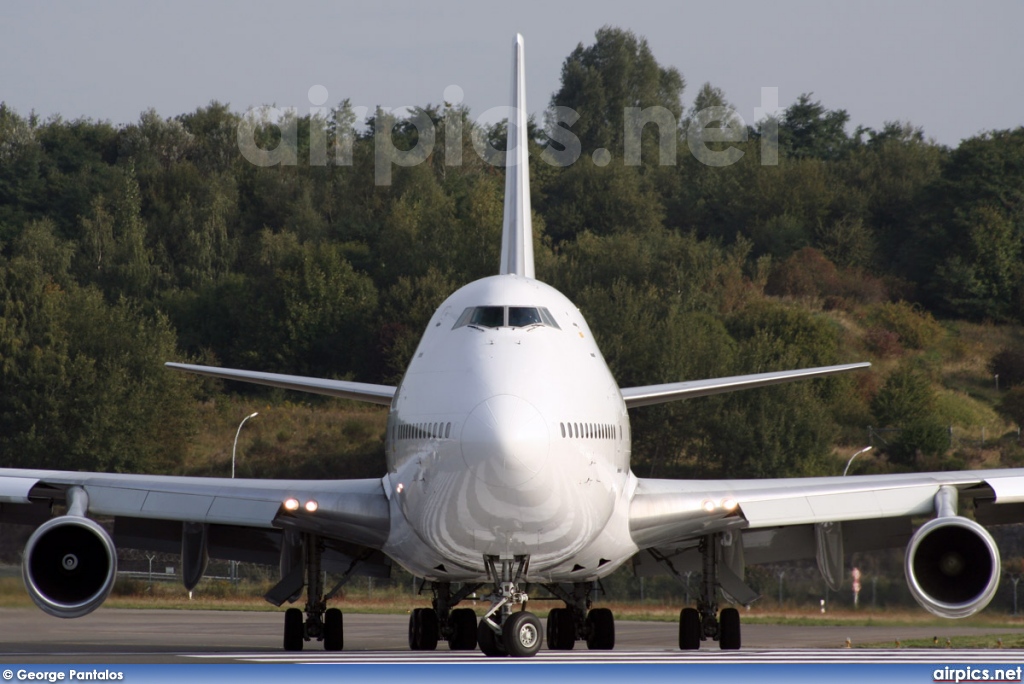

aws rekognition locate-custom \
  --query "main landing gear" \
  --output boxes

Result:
[406,556,547,657]
[474,557,615,656]
[268,532,368,652]
[406,554,618,657]
[677,535,741,651]
[543,581,615,650]
[408,581,482,651]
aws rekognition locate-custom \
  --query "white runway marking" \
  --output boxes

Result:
[185,649,1024,664]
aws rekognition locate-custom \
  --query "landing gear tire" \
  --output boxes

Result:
[284,608,304,652]
[585,607,615,650]
[719,607,741,650]
[503,611,542,657]
[448,607,478,650]
[409,607,439,651]
[679,607,700,650]
[477,619,507,657]
[323,608,343,651]
[546,607,576,650]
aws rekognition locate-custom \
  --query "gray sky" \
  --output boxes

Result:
[2,0,1021,146]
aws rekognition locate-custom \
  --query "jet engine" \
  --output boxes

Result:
[22,515,118,618]
[905,514,1000,619]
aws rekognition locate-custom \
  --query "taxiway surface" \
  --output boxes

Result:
[1,609,1022,664]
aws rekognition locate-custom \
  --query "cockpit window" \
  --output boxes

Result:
[453,306,561,330]
[538,307,561,329]
[471,306,505,328]
[508,307,542,327]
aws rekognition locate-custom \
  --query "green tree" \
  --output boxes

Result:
[0,238,194,473]
[871,366,947,466]
[548,26,685,160]
[776,93,852,161]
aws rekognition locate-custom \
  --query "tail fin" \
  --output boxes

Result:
[499,33,535,279]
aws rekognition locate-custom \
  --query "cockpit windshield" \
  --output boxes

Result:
[453,306,560,330]
[470,306,504,328]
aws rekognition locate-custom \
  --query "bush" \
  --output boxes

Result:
[766,247,839,299]
[765,247,887,307]
[866,301,943,350]
[998,387,1024,427]
[864,327,903,358]
[990,347,1024,389]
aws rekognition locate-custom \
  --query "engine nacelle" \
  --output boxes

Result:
[905,515,1000,619]
[22,516,118,618]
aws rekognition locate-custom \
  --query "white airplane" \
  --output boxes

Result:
[0,35,1019,657]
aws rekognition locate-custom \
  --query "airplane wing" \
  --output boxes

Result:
[619,362,871,409]
[0,468,390,544]
[630,468,1024,548]
[629,468,1024,608]
[0,468,392,614]
[165,362,396,406]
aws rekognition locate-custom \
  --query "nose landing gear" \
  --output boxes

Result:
[476,555,542,657]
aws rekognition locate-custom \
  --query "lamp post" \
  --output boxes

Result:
[230,411,258,582]
[232,412,259,479]
[1011,574,1020,617]
[843,446,873,476]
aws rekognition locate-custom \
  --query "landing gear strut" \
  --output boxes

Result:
[408,581,482,651]
[677,534,741,650]
[476,555,542,657]
[543,581,615,650]
[276,533,363,652]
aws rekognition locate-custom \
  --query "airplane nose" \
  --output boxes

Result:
[461,394,549,488]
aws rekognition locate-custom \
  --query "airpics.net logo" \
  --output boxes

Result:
[934,666,1024,683]
[236,84,783,185]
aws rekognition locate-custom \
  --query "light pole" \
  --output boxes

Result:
[1011,574,1020,617]
[843,446,873,476]
[232,412,259,479]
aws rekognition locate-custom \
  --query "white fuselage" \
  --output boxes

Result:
[381,275,640,582]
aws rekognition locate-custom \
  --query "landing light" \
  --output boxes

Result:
[304,500,319,513]
[722,498,738,512]
[283,498,300,512]
[701,499,716,513]
[396,483,405,494]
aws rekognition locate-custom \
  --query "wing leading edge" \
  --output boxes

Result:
[0,468,391,547]
[165,362,396,406]
[620,362,871,409]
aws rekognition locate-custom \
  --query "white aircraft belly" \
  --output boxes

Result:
[381,435,638,581]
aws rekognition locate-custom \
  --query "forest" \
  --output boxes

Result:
[2,26,1024,490]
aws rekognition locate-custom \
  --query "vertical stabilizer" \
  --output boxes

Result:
[499,34,535,279]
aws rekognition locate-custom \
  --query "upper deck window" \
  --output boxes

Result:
[453,306,561,330]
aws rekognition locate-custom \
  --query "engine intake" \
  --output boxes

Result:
[905,515,1000,619]
[22,516,117,618]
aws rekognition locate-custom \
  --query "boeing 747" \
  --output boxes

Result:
[0,35,1018,657]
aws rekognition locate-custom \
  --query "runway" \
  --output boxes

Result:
[1,609,1022,664]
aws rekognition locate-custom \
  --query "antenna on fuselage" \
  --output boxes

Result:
[498,33,535,280]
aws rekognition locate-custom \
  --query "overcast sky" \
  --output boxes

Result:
[2,0,1021,147]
